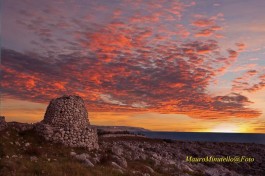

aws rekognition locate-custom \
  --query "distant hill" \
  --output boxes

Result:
[92,125,151,132]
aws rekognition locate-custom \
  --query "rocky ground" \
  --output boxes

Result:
[99,136,265,176]
[0,124,264,176]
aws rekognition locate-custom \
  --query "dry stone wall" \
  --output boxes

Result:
[36,95,98,150]
[0,116,8,131]
[8,122,34,132]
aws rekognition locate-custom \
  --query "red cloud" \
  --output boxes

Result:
[195,26,223,37]
[195,29,214,37]
[211,25,223,31]
[192,19,215,27]
[246,70,258,76]
[1,38,261,119]
[235,43,247,52]
[243,73,265,92]
[227,49,238,59]
[232,69,265,92]
[192,14,224,38]
[1,0,261,119]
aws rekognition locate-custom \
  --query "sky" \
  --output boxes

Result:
[1,0,265,133]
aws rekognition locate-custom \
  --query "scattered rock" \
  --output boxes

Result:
[12,155,18,158]
[70,151,76,156]
[116,169,124,174]
[111,145,123,156]
[74,153,94,167]
[111,162,123,170]
[181,163,194,173]
[30,156,38,162]
[111,155,127,168]
[75,153,88,161]
[84,159,94,167]
[92,157,100,164]
[204,165,241,176]
[6,131,10,136]
[144,165,155,173]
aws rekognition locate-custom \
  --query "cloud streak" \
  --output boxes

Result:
[1,44,261,119]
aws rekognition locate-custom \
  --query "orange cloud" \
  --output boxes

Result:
[192,19,215,27]
[232,69,265,92]
[236,42,247,52]
[195,29,214,37]
[192,14,224,38]
[1,0,261,120]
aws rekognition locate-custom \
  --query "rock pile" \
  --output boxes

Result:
[8,122,34,132]
[0,116,8,131]
[36,95,98,150]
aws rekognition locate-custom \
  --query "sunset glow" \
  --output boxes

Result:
[210,123,241,133]
[1,0,265,133]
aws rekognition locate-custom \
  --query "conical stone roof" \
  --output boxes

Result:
[43,95,90,128]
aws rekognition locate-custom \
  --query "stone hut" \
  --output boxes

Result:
[36,95,98,150]
[43,95,90,128]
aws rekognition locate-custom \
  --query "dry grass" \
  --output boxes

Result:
[0,128,125,176]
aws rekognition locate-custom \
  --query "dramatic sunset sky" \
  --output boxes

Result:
[1,0,265,133]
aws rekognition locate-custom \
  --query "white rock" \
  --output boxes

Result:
[30,156,38,162]
[144,165,155,173]
[111,162,123,170]
[84,159,94,167]
[70,152,76,156]
[75,153,89,161]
